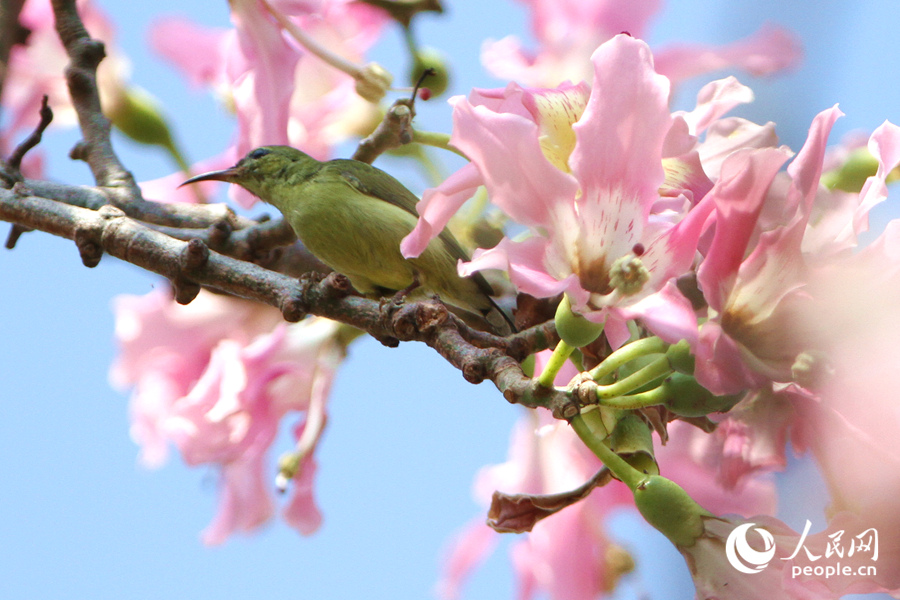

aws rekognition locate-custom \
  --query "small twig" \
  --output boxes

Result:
[4,222,27,248]
[352,99,416,164]
[51,0,138,193]
[8,95,53,169]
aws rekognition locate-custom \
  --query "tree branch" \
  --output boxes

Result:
[0,186,576,418]
[353,99,417,164]
[2,0,581,426]
[51,0,134,191]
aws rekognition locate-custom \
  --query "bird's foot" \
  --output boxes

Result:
[389,277,422,306]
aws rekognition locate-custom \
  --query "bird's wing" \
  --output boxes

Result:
[331,159,497,299]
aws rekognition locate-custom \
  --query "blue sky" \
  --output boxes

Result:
[2,1,900,599]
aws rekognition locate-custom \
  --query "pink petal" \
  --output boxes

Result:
[784,105,843,217]
[450,91,578,229]
[654,23,802,84]
[201,453,275,545]
[694,321,769,396]
[615,280,699,345]
[149,17,228,87]
[282,455,323,535]
[401,163,482,258]
[677,76,755,135]
[570,35,672,213]
[698,117,780,180]
[856,120,900,235]
[461,238,582,301]
[697,147,792,311]
[228,0,297,149]
[434,520,499,600]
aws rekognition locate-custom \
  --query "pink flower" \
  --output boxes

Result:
[788,215,900,594]
[481,0,799,88]
[111,289,344,543]
[405,35,714,348]
[656,421,777,516]
[693,107,843,395]
[3,0,130,173]
[438,409,635,600]
[150,0,386,206]
[694,111,900,396]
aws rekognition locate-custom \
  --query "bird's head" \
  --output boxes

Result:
[180,146,318,199]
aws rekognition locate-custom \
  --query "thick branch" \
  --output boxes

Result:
[23,179,257,229]
[0,188,575,418]
[51,0,135,191]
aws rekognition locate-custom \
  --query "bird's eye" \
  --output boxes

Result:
[249,148,271,160]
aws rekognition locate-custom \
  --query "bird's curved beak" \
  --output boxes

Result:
[178,165,244,188]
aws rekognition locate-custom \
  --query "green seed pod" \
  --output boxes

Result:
[554,294,604,348]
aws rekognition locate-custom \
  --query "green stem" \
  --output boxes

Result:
[411,130,469,159]
[402,23,419,58]
[261,0,364,78]
[414,147,445,187]
[595,385,668,410]
[571,414,647,491]
[457,185,488,222]
[163,140,207,204]
[536,340,575,388]
[589,336,667,381]
[594,355,671,400]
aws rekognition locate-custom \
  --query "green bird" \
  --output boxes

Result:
[182,145,514,334]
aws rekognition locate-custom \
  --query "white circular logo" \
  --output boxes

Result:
[725,522,776,574]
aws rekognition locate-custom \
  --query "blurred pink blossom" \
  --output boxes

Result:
[693,107,843,395]
[3,0,129,175]
[694,110,900,397]
[481,0,800,88]
[150,0,386,206]
[6,0,127,132]
[111,289,344,543]
[791,215,900,594]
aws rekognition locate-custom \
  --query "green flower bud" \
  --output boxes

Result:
[555,294,604,347]
[661,372,744,417]
[633,475,708,547]
[578,406,613,441]
[607,413,659,476]
[822,147,878,193]
[356,62,394,103]
[665,339,695,374]
[107,86,176,149]
[409,47,450,97]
